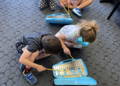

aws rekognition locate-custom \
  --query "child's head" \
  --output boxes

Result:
[41,35,62,54]
[77,20,99,43]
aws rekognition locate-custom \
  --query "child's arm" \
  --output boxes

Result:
[19,49,47,72]
[55,33,71,56]
[64,41,77,47]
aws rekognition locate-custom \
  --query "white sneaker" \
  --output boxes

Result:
[72,8,82,17]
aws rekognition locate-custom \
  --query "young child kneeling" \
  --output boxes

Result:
[55,20,99,55]
[16,32,63,85]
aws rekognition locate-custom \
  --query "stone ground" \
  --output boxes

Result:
[0,0,120,86]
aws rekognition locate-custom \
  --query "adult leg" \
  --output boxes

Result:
[77,0,93,9]
[72,0,93,17]
[39,0,49,10]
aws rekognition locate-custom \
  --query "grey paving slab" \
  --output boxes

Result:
[0,0,120,86]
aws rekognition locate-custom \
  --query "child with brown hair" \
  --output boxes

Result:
[16,32,63,85]
[55,20,99,55]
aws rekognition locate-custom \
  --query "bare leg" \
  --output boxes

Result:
[22,47,51,69]
[77,0,93,9]
[25,51,40,69]
[26,52,51,69]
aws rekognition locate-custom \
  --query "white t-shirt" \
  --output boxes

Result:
[56,25,83,48]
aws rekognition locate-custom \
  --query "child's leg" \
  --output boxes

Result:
[77,0,93,9]
[25,50,40,69]
[22,47,51,69]
[23,51,51,85]
[72,0,93,17]
[20,48,39,85]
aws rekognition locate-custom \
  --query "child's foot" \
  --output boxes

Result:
[22,69,38,85]
[72,8,82,17]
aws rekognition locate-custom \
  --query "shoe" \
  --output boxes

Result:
[19,64,25,72]
[23,70,38,85]
[72,8,82,17]
[15,41,25,54]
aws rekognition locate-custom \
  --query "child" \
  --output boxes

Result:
[39,0,56,10]
[16,32,63,85]
[55,20,99,55]
[59,0,94,16]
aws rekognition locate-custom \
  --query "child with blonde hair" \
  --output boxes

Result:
[55,20,99,55]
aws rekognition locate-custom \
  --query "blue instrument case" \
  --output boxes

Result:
[52,58,97,85]
[45,13,73,24]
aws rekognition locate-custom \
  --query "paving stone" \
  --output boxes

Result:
[6,80,14,86]
[0,84,6,86]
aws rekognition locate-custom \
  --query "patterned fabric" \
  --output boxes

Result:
[39,0,48,9]
[39,0,56,10]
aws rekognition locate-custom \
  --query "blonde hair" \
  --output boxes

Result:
[77,20,99,43]
[77,20,99,31]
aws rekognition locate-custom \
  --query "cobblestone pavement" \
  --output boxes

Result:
[0,0,120,86]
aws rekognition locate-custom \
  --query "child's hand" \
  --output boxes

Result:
[63,47,71,56]
[36,65,47,72]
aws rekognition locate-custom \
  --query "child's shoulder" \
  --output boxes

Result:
[62,25,80,30]
[62,24,77,29]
